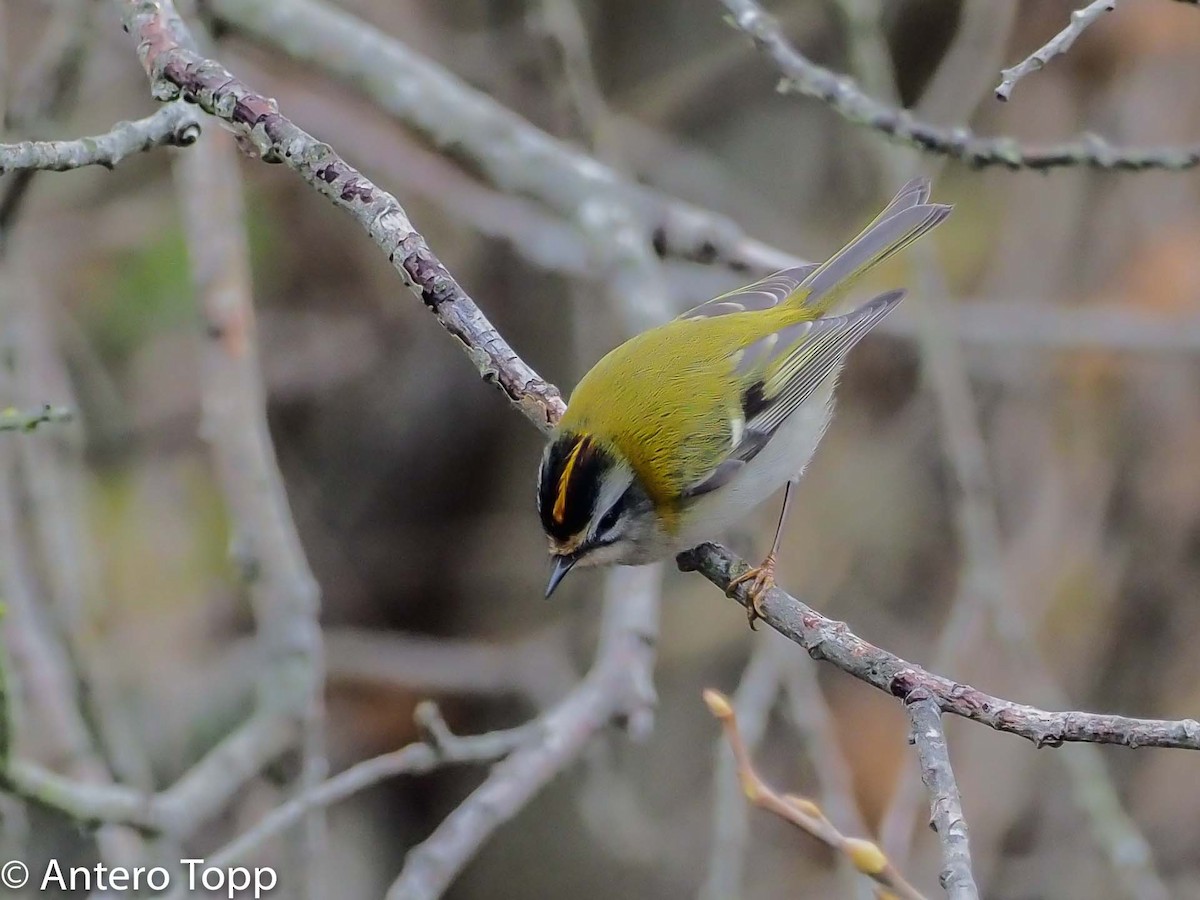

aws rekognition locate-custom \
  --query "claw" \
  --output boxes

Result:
[727,553,778,630]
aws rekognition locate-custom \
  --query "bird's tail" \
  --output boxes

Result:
[784,177,952,316]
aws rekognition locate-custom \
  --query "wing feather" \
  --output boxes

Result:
[677,264,819,320]
[679,290,904,499]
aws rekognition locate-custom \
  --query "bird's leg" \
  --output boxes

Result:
[728,479,795,629]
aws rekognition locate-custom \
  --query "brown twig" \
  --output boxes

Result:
[680,543,1200,751]
[703,688,927,900]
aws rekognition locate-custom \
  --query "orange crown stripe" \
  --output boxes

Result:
[552,438,588,524]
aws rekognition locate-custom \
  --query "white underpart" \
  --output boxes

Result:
[679,379,834,550]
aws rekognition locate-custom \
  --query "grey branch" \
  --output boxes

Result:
[995,0,1119,102]
[116,0,565,431]
[679,543,1200,750]
[719,0,1200,171]
[182,706,536,882]
[905,697,979,900]
[174,108,328,892]
[0,404,72,432]
[0,102,199,174]
[204,0,802,274]
[386,564,660,900]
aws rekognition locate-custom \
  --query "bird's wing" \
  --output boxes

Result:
[682,290,904,498]
[676,264,819,320]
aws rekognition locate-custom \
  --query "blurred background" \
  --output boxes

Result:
[4,0,1200,897]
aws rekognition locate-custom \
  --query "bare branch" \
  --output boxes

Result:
[204,0,804,274]
[679,543,1200,751]
[0,102,200,174]
[905,697,979,900]
[718,0,1200,171]
[703,688,927,900]
[386,564,660,900]
[996,0,1119,102]
[180,706,536,879]
[115,0,566,431]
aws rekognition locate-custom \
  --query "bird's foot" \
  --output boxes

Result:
[727,553,777,630]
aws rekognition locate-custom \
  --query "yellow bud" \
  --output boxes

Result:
[845,838,888,875]
[783,794,822,819]
[702,689,733,720]
[739,771,760,802]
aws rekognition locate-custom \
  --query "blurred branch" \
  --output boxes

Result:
[0,0,93,247]
[719,0,1200,171]
[703,688,927,900]
[325,627,575,708]
[701,639,781,900]
[838,4,1172,895]
[0,102,200,174]
[175,121,327,893]
[173,703,536,883]
[0,306,145,867]
[385,565,660,900]
[117,0,565,431]
[679,543,1200,751]
[0,404,72,432]
[904,697,979,900]
[204,0,804,274]
[995,0,1118,102]
[776,639,869,839]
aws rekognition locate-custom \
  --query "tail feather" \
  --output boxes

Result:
[786,177,951,315]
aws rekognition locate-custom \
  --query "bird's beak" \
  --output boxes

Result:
[545,554,578,598]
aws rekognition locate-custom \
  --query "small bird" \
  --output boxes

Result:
[537,178,951,626]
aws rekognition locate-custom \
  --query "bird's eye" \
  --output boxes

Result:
[598,505,621,534]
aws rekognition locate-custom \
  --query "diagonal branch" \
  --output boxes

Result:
[203,0,803,274]
[995,0,1121,102]
[679,543,1200,751]
[719,0,1200,171]
[114,0,565,432]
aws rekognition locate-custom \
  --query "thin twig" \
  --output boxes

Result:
[718,0,1200,171]
[700,639,782,900]
[204,0,804,274]
[177,706,536,880]
[0,404,72,432]
[0,101,200,174]
[385,564,660,900]
[703,688,928,900]
[996,0,1120,102]
[679,543,1200,751]
[904,697,979,900]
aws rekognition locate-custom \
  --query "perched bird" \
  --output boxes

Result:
[537,178,951,625]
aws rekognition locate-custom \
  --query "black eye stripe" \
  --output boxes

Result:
[598,505,621,532]
[538,433,612,543]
